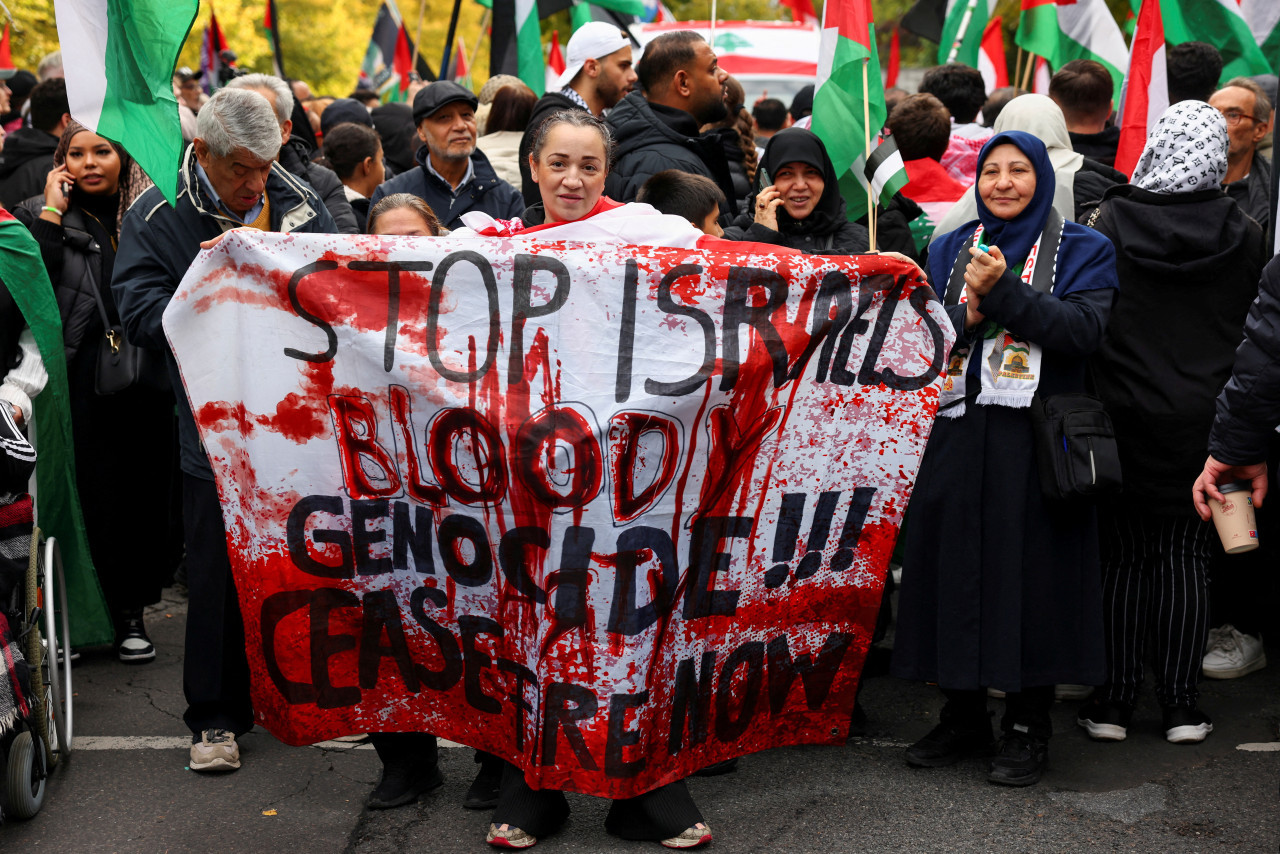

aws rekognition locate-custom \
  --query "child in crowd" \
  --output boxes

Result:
[637,170,725,237]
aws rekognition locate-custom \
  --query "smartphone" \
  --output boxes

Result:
[61,182,72,199]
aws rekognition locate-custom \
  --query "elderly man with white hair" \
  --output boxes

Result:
[111,86,337,774]
[226,72,360,233]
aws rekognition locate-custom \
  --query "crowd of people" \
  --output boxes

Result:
[0,24,1278,850]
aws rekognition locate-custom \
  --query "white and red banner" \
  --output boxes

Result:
[163,233,953,798]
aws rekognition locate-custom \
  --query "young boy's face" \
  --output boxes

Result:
[697,211,723,237]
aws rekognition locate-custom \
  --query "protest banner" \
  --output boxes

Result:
[163,232,954,799]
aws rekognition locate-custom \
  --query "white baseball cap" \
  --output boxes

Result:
[554,22,632,91]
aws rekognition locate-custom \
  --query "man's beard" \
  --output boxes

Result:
[429,141,476,163]
[694,96,728,126]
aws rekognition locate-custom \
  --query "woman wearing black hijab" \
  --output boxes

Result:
[722,127,870,254]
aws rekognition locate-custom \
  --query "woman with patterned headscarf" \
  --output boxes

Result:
[1078,100,1265,747]
[14,122,180,666]
[892,130,1119,788]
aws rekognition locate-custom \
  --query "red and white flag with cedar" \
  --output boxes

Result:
[978,16,1008,94]
[1115,0,1167,178]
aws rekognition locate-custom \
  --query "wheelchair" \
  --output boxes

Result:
[1,529,74,821]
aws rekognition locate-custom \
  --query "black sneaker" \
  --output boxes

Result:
[905,720,993,768]
[367,761,444,809]
[1163,706,1213,744]
[988,729,1048,787]
[117,611,155,664]
[1077,699,1134,742]
[464,753,504,810]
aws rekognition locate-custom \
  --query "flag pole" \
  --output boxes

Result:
[710,0,718,49]
[1014,45,1024,90]
[863,58,875,253]
[946,0,981,63]
[411,0,427,76]
[440,0,464,82]
[1020,52,1035,91]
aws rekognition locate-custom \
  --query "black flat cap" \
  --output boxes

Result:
[412,81,479,124]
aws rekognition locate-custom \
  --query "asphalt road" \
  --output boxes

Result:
[3,586,1278,853]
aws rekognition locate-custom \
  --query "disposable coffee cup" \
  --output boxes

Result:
[1210,481,1259,554]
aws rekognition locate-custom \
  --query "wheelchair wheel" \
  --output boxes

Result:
[4,731,47,820]
[25,530,71,770]
[41,536,72,762]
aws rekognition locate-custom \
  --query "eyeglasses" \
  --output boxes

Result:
[1220,108,1259,127]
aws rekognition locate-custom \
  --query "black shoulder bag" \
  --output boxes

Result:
[946,210,1122,501]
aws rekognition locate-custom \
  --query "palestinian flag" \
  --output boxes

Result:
[546,29,566,92]
[490,0,547,95]
[782,0,820,28]
[885,26,901,88]
[902,0,998,68]
[262,0,285,79]
[865,135,907,208]
[53,0,197,205]
[0,24,11,72]
[1015,0,1129,102]
[1160,0,1271,80]
[1241,0,1280,69]
[0,211,112,648]
[812,0,887,224]
[358,1,433,103]
[201,8,229,94]
[978,15,1007,94]
[1115,0,1167,177]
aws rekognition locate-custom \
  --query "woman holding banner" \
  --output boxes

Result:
[891,130,1119,787]
[456,109,713,851]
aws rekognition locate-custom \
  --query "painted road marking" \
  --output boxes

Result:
[73,736,466,750]
[1236,742,1280,752]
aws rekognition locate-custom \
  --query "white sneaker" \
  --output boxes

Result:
[1202,624,1266,679]
[189,729,241,772]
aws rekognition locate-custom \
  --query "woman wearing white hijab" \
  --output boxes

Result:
[1079,100,1266,747]
[931,94,1123,241]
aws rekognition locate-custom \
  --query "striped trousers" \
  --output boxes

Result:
[1098,514,1214,708]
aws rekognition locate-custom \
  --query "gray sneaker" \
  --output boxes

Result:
[190,729,241,772]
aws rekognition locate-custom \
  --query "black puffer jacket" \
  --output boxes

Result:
[604,93,737,216]
[1211,255,1280,466]
[1087,184,1265,514]
[0,128,58,210]
[723,127,870,256]
[279,136,359,234]
[13,197,114,364]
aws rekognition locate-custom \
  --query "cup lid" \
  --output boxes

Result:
[1219,481,1251,495]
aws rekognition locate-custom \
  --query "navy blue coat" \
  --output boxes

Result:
[111,145,337,480]
[368,144,524,230]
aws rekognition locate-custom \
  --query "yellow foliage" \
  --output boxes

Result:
[8,0,492,97]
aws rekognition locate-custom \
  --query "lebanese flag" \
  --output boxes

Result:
[782,0,820,28]
[546,30,565,92]
[978,16,1008,93]
[1115,0,1167,178]
[885,26,900,88]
